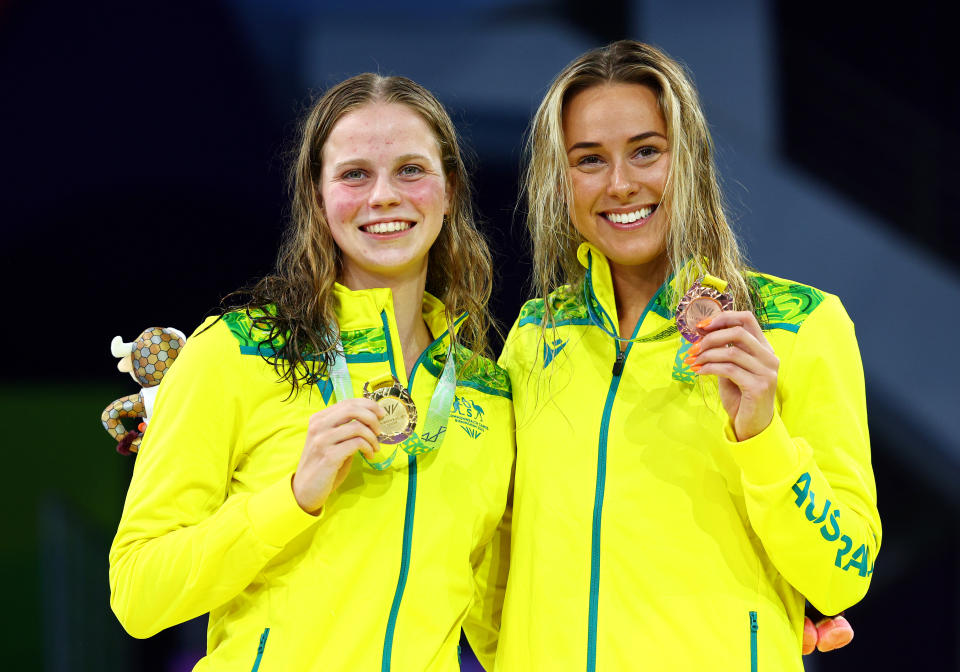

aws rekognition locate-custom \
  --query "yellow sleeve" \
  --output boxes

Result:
[462,347,516,670]
[728,294,881,615]
[495,317,527,396]
[462,472,513,670]
[108,318,320,638]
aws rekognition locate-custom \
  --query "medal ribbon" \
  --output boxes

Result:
[327,338,457,471]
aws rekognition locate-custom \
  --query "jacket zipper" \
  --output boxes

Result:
[381,456,418,671]
[749,611,758,672]
[250,627,269,672]
[584,257,663,672]
[381,309,445,671]
[586,348,624,672]
[612,347,625,376]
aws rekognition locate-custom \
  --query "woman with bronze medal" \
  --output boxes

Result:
[495,41,880,670]
[109,75,512,671]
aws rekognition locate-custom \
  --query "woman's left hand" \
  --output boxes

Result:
[684,311,779,441]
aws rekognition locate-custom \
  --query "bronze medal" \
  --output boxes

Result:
[363,375,417,445]
[675,277,733,343]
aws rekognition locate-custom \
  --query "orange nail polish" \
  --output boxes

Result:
[691,364,702,373]
[690,342,702,356]
[696,317,713,329]
[683,355,696,364]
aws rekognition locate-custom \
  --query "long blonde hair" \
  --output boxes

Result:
[524,40,753,321]
[234,73,494,394]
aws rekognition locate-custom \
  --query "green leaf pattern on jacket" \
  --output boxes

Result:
[750,274,825,327]
[222,308,385,357]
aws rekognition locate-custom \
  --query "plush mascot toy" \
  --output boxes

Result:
[804,604,854,654]
[101,327,187,455]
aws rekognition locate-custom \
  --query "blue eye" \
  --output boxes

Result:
[399,164,424,177]
[342,169,365,180]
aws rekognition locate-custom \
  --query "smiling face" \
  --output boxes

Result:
[563,82,671,279]
[320,102,450,288]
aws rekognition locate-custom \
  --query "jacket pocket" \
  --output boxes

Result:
[251,627,270,672]
[748,611,758,672]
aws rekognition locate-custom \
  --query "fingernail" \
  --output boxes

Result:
[696,317,713,329]
[683,355,697,365]
[690,342,702,355]
[691,364,702,373]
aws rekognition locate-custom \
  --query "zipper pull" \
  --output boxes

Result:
[750,611,758,632]
[612,347,625,376]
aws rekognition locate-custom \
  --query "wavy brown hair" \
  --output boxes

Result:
[228,73,494,395]
[525,40,754,325]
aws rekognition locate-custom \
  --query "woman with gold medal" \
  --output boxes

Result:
[495,41,879,671]
[109,74,512,671]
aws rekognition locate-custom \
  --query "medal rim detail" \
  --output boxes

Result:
[363,376,418,445]
[675,281,734,343]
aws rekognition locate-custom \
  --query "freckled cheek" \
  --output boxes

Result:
[402,180,447,214]
[323,185,367,225]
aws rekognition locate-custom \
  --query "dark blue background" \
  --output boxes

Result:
[3,0,957,669]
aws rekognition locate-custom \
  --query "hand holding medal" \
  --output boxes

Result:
[292,397,385,515]
[675,275,734,344]
[363,375,418,444]
[323,337,457,473]
[678,275,780,442]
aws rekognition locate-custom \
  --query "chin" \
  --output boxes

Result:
[602,244,667,268]
[368,256,430,277]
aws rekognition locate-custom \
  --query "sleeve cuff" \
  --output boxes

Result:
[247,472,323,548]
[725,412,801,485]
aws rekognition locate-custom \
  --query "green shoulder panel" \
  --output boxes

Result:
[340,327,388,356]
[421,341,511,399]
[221,307,286,351]
[517,285,590,327]
[517,297,546,325]
[221,308,385,359]
[750,273,825,330]
[453,346,511,398]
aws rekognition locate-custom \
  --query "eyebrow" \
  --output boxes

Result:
[566,131,667,153]
[395,153,432,164]
[333,153,434,171]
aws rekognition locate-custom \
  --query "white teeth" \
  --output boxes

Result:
[606,207,653,224]
[364,221,411,234]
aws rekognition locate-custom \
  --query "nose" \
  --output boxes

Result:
[369,174,401,208]
[606,160,639,201]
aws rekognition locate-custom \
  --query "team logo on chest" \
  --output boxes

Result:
[542,338,567,368]
[450,395,488,439]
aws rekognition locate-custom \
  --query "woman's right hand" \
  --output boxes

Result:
[292,399,384,515]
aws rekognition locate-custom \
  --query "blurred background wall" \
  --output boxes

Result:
[2,0,958,669]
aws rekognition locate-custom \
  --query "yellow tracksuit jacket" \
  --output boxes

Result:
[495,244,880,671]
[109,285,513,671]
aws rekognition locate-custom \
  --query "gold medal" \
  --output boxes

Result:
[675,274,733,343]
[363,375,418,444]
